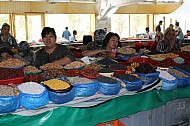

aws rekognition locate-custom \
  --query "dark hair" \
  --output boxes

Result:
[145,27,149,31]
[187,30,190,33]
[41,27,57,39]
[102,32,121,48]
[73,30,77,34]
[175,22,179,26]
[65,27,68,29]
[1,23,10,30]
[159,20,163,23]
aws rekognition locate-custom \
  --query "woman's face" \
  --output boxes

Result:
[165,31,175,41]
[1,26,10,35]
[107,36,119,49]
[43,32,56,49]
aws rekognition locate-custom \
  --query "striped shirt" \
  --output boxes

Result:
[156,39,180,53]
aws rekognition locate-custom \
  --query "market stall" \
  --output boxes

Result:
[1,45,190,126]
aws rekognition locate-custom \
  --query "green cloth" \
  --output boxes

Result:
[1,87,190,126]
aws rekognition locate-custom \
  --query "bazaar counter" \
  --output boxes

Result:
[1,86,190,126]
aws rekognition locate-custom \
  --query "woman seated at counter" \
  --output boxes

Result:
[0,23,19,53]
[156,28,180,53]
[35,27,75,68]
[82,32,121,58]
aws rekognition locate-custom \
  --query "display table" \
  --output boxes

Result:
[1,86,190,126]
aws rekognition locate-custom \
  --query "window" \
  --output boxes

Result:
[130,14,147,37]
[111,14,130,38]
[45,14,91,41]
[14,15,27,42]
[0,14,10,32]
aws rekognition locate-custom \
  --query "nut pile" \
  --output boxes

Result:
[64,61,85,69]
[0,85,19,96]
[24,66,41,73]
[0,58,25,67]
[40,63,63,70]
[42,69,63,79]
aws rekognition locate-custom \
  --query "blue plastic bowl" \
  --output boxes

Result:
[176,78,190,88]
[136,71,160,85]
[48,87,75,104]
[73,81,98,97]
[122,79,143,91]
[20,88,49,110]
[98,81,120,95]
[161,78,178,90]
[0,95,20,114]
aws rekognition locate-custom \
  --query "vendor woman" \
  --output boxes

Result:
[156,28,180,53]
[35,27,75,68]
[0,23,19,53]
[82,32,121,58]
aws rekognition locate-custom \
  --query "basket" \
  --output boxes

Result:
[73,81,98,97]
[98,81,120,95]
[48,87,75,104]
[0,95,20,114]
[136,71,160,85]
[19,87,49,110]
[122,79,143,91]
[161,78,178,90]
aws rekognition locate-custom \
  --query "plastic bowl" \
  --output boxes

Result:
[66,75,80,81]
[99,72,114,77]
[98,81,121,95]
[161,78,177,90]
[109,64,127,75]
[0,76,25,85]
[149,57,166,62]
[48,87,75,104]
[127,57,159,67]
[122,78,143,91]
[136,71,160,85]
[19,86,49,110]
[73,81,98,97]
[0,95,20,114]
[25,70,42,75]
[81,72,100,79]
[64,66,84,70]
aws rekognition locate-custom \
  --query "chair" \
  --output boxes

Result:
[83,35,92,45]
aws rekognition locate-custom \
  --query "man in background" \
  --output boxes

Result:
[70,30,77,42]
[155,21,163,42]
[62,27,71,41]
[175,22,184,46]
[156,20,163,33]
[144,27,152,39]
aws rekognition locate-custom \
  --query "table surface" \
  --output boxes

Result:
[1,85,190,126]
